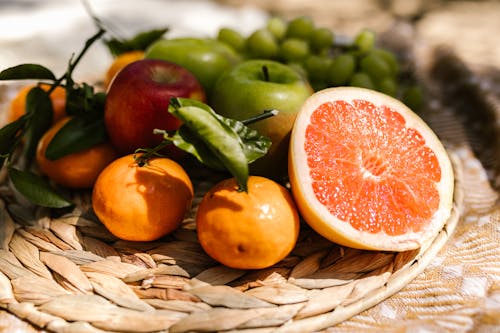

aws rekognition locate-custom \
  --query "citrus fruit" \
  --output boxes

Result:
[289,87,454,251]
[8,83,66,123]
[36,117,118,189]
[104,50,144,89]
[196,176,300,269]
[92,154,194,242]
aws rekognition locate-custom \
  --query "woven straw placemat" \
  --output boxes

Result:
[0,151,463,333]
[0,69,469,333]
[1,1,499,331]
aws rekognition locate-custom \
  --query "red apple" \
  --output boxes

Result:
[105,59,206,156]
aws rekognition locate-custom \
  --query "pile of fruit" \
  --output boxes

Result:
[0,16,453,270]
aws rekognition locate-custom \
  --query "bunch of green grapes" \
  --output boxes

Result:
[216,16,423,111]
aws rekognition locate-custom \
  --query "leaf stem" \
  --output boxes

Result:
[69,28,106,75]
[41,28,105,96]
[134,130,173,166]
[241,109,279,125]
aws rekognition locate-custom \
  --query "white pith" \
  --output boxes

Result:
[290,87,455,251]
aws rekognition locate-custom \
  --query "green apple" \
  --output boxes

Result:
[211,59,313,180]
[145,38,241,96]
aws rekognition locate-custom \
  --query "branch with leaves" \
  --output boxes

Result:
[0,24,275,210]
[139,98,274,192]
[0,29,108,208]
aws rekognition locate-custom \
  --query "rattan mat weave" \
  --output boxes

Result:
[0,78,468,333]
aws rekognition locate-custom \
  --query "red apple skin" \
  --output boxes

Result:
[105,59,206,156]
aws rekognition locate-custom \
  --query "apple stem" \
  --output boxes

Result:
[261,65,270,82]
[242,109,279,125]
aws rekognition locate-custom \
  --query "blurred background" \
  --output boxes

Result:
[0,0,499,81]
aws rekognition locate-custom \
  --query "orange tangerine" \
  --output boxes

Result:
[196,176,300,269]
[36,117,118,189]
[8,83,66,123]
[289,87,454,251]
[92,154,194,241]
[104,50,144,89]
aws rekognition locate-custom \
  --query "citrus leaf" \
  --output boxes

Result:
[0,64,56,81]
[171,98,271,164]
[65,83,105,118]
[45,116,107,160]
[8,167,73,208]
[0,117,27,167]
[171,126,226,171]
[168,98,249,191]
[23,87,54,164]
[219,116,272,164]
[105,28,168,56]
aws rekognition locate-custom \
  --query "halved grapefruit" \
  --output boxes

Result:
[289,87,454,251]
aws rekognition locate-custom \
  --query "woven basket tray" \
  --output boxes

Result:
[0,160,463,333]
[0,83,465,333]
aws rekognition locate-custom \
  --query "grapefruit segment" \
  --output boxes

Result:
[289,87,454,251]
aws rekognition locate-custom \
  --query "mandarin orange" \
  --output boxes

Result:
[104,50,144,89]
[196,176,300,269]
[36,117,118,189]
[92,154,194,241]
[8,83,66,123]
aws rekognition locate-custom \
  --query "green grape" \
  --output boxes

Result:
[217,27,246,52]
[246,28,279,59]
[372,48,399,76]
[310,80,329,91]
[279,38,310,62]
[377,77,397,96]
[303,54,332,82]
[354,29,375,54]
[287,62,308,80]
[403,85,424,111]
[309,27,334,52]
[285,16,315,39]
[266,16,287,41]
[349,72,375,89]
[360,53,391,80]
[326,54,356,86]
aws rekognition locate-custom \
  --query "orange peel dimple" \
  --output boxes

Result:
[289,87,454,251]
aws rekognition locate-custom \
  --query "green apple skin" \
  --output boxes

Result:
[145,38,241,96]
[211,59,313,180]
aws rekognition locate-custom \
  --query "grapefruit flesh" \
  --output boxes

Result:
[289,87,454,251]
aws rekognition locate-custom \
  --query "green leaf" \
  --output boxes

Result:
[8,167,73,208]
[0,64,56,81]
[168,98,272,192]
[171,98,271,165]
[169,98,248,191]
[105,28,168,56]
[171,126,226,171]
[45,117,107,160]
[23,87,54,165]
[0,117,27,167]
[0,117,26,154]
[220,117,272,164]
[163,99,225,169]
[65,83,104,118]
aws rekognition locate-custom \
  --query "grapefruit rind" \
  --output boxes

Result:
[289,87,455,251]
